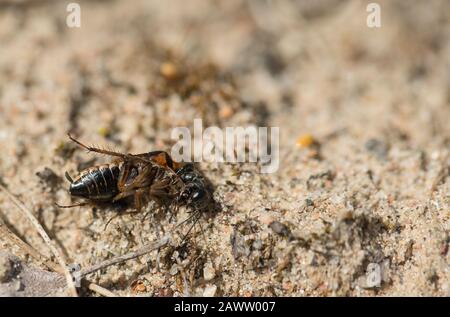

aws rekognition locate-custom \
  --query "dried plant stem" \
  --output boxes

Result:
[1,219,119,297]
[80,235,171,278]
[0,184,78,297]
[0,220,61,273]
[86,282,117,297]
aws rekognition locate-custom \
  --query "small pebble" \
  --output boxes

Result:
[203,284,217,297]
[169,264,178,276]
[13,279,23,291]
[305,198,314,207]
[296,134,316,148]
[160,62,178,80]
[365,138,389,160]
[219,105,234,119]
[131,280,147,294]
[269,221,291,238]
[203,262,216,281]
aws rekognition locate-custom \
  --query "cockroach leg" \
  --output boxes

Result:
[134,189,145,213]
[55,201,88,208]
[111,190,135,203]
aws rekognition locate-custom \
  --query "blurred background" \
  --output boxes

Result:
[0,0,448,296]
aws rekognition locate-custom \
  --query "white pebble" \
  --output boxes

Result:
[203,284,217,297]
[203,263,216,281]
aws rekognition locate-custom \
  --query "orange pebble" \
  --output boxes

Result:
[219,105,234,119]
[131,280,147,294]
[160,62,178,80]
[296,134,316,148]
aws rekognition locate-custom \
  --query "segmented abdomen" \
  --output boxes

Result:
[70,163,121,201]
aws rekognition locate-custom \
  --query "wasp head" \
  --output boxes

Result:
[176,164,212,212]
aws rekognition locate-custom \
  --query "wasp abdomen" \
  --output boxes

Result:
[70,164,121,201]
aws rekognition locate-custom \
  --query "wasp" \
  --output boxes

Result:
[58,134,183,212]
[176,162,216,239]
[175,163,212,214]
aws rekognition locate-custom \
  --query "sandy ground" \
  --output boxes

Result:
[0,0,449,296]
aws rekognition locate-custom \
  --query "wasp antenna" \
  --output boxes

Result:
[65,171,74,183]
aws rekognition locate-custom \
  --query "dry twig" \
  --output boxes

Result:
[1,219,119,297]
[86,282,118,297]
[0,183,78,296]
[80,235,171,278]
[0,220,61,273]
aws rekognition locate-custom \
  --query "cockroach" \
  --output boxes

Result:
[57,134,182,212]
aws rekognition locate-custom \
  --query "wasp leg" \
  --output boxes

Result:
[197,214,206,241]
[166,200,180,224]
[55,201,87,208]
[175,211,198,229]
[179,211,201,244]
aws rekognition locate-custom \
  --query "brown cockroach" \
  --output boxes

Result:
[57,134,183,212]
